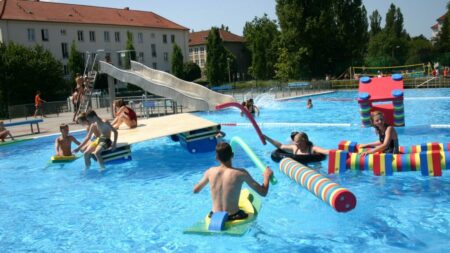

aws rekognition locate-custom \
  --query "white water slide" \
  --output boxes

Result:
[99,61,236,111]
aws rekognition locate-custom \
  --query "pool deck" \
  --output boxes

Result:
[0,89,332,142]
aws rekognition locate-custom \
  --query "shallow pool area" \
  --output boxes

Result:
[0,88,449,252]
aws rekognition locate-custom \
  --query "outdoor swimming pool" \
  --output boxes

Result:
[0,88,449,252]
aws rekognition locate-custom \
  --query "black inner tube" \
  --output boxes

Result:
[271,149,326,164]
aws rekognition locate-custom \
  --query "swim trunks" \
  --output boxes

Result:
[97,136,112,149]
[208,209,248,221]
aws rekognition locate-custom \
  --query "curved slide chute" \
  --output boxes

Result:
[216,102,266,145]
[99,61,236,111]
[230,136,277,185]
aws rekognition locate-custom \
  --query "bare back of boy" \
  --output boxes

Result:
[208,165,246,214]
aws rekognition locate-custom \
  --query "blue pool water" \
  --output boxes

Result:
[0,88,449,252]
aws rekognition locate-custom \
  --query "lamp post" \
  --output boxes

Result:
[227,58,231,83]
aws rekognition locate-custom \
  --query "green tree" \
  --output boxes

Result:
[206,27,228,85]
[0,43,68,115]
[434,2,450,64]
[67,41,84,79]
[126,31,136,61]
[406,35,433,64]
[243,14,279,80]
[369,10,382,37]
[276,0,368,79]
[171,44,184,79]
[183,61,202,81]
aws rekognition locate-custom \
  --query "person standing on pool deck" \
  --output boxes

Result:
[34,90,46,118]
[264,132,329,155]
[359,111,399,155]
[77,110,118,170]
[193,142,273,221]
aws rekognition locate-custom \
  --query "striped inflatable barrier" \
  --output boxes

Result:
[280,158,356,212]
[328,150,449,176]
[337,140,450,154]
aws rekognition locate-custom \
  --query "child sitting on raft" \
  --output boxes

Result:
[264,132,329,155]
[111,99,137,129]
[75,110,118,170]
[193,142,273,221]
[0,121,14,142]
[73,112,101,153]
[359,111,399,155]
[55,124,80,156]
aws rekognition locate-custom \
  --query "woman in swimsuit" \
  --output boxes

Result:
[360,111,399,155]
[264,131,329,155]
[111,99,138,129]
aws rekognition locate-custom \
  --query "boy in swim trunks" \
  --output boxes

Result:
[76,110,118,170]
[193,142,273,221]
[55,124,80,156]
[72,112,101,153]
[0,121,14,142]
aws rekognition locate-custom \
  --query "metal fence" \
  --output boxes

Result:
[329,76,450,89]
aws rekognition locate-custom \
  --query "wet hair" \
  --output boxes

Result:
[370,111,388,135]
[292,131,313,148]
[216,142,233,163]
[217,124,221,130]
[114,99,125,108]
[59,123,69,130]
[76,112,88,123]
[86,110,98,119]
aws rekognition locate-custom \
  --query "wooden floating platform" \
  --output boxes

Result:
[115,113,218,145]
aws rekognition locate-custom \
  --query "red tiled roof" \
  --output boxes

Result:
[0,0,188,30]
[431,23,439,30]
[437,12,448,22]
[189,29,245,46]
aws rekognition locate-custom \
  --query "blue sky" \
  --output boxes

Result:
[43,0,448,38]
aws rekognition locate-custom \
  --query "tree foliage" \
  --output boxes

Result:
[405,35,433,64]
[126,31,136,61]
[434,3,450,57]
[243,14,279,80]
[67,41,84,80]
[0,43,68,115]
[171,44,184,79]
[369,10,382,37]
[276,0,368,79]
[205,27,228,85]
[183,62,202,82]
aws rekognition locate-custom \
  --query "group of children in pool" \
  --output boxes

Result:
[194,109,399,221]
[54,99,137,170]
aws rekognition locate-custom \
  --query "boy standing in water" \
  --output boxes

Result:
[193,143,273,220]
[77,110,118,170]
[55,124,80,156]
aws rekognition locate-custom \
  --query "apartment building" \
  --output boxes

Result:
[188,29,250,80]
[431,12,448,39]
[0,0,189,76]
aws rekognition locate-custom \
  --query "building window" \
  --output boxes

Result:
[77,30,84,42]
[61,43,68,59]
[63,65,69,75]
[200,59,205,67]
[115,32,121,42]
[189,48,193,53]
[139,52,144,63]
[151,44,157,57]
[151,33,155,39]
[200,47,204,52]
[137,32,143,43]
[60,29,66,36]
[163,34,167,44]
[194,48,198,53]
[104,31,110,42]
[105,52,111,63]
[163,52,168,61]
[41,29,49,41]
[171,34,175,43]
[89,31,96,42]
[152,62,157,69]
[27,28,35,42]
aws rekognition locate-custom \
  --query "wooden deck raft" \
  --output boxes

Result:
[115,113,218,145]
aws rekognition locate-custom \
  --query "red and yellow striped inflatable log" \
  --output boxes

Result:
[280,158,356,213]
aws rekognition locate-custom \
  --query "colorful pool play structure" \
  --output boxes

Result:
[358,74,405,127]
[184,136,274,235]
[279,158,356,212]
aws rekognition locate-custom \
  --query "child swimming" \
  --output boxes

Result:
[55,124,80,156]
[264,131,329,155]
[359,111,399,154]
